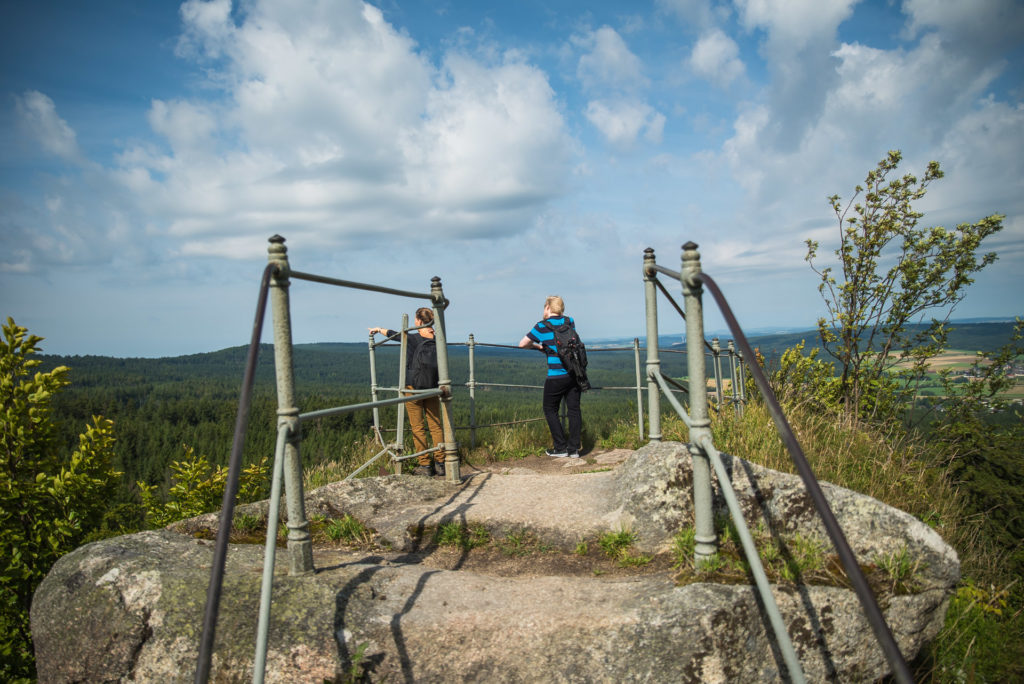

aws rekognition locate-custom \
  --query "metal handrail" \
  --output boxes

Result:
[299,389,443,423]
[253,422,291,683]
[654,276,716,354]
[649,370,804,683]
[642,243,911,683]
[697,270,913,684]
[451,339,699,441]
[290,270,444,306]
[196,262,275,684]
[198,236,462,684]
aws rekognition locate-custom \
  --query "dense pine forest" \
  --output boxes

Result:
[8,319,1021,681]
[38,337,690,490]
[36,321,1019,498]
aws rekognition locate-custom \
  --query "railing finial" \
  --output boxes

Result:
[267,235,288,274]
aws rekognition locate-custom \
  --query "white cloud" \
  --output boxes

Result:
[108,0,575,256]
[402,54,573,215]
[902,0,1024,51]
[585,100,665,148]
[828,36,1002,144]
[147,99,219,154]
[715,2,1024,291]
[934,97,1024,217]
[575,26,648,93]
[735,0,858,50]
[689,29,745,87]
[655,0,719,30]
[14,91,85,164]
[176,0,233,59]
[572,26,665,149]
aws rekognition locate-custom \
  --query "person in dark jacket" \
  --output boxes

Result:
[518,295,583,459]
[370,308,444,476]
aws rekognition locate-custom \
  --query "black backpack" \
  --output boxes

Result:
[408,337,439,390]
[542,319,591,391]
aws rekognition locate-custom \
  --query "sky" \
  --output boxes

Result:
[1,0,1022,358]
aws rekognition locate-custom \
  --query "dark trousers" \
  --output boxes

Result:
[542,374,581,452]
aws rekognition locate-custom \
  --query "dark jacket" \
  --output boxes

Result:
[385,330,439,390]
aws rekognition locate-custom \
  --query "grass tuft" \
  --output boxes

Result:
[435,521,490,550]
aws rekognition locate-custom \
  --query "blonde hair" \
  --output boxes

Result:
[545,295,564,316]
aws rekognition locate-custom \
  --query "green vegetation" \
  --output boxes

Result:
[435,521,490,550]
[597,527,651,567]
[2,151,1021,681]
[324,514,372,545]
[0,319,122,682]
[873,546,923,595]
[806,150,1003,421]
[672,517,851,590]
[137,446,269,529]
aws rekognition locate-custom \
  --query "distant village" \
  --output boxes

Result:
[941,360,1024,410]
[951,360,1024,381]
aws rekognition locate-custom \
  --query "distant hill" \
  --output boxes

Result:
[37,320,1019,381]
[590,319,1020,361]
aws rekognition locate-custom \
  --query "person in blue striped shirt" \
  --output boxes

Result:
[518,295,583,459]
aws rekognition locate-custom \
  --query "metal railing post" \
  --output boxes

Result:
[736,346,747,416]
[395,313,409,475]
[681,242,716,561]
[468,334,477,450]
[431,277,461,483]
[369,332,381,442]
[633,338,644,441]
[712,337,724,408]
[266,235,314,575]
[643,247,662,442]
[727,340,741,416]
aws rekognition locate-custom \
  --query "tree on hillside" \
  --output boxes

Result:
[0,318,121,681]
[805,151,1004,422]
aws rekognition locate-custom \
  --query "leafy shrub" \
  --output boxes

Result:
[137,446,269,529]
[0,318,121,681]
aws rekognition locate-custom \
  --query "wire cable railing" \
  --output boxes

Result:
[363,334,742,454]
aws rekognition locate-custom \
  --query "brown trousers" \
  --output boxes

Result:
[405,388,444,465]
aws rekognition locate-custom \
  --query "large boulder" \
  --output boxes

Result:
[32,442,958,682]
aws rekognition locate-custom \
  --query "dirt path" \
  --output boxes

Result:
[313,447,672,582]
[459,447,635,476]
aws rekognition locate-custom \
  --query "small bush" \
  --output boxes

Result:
[598,527,650,567]
[598,528,637,559]
[920,580,1024,682]
[138,447,269,529]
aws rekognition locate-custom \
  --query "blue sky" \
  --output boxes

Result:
[2,0,1022,357]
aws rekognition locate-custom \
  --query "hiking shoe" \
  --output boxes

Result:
[545,448,568,458]
[413,464,434,477]
[435,461,446,476]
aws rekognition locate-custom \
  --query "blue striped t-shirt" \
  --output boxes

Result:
[526,316,574,377]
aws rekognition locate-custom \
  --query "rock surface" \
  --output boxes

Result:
[32,442,958,682]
